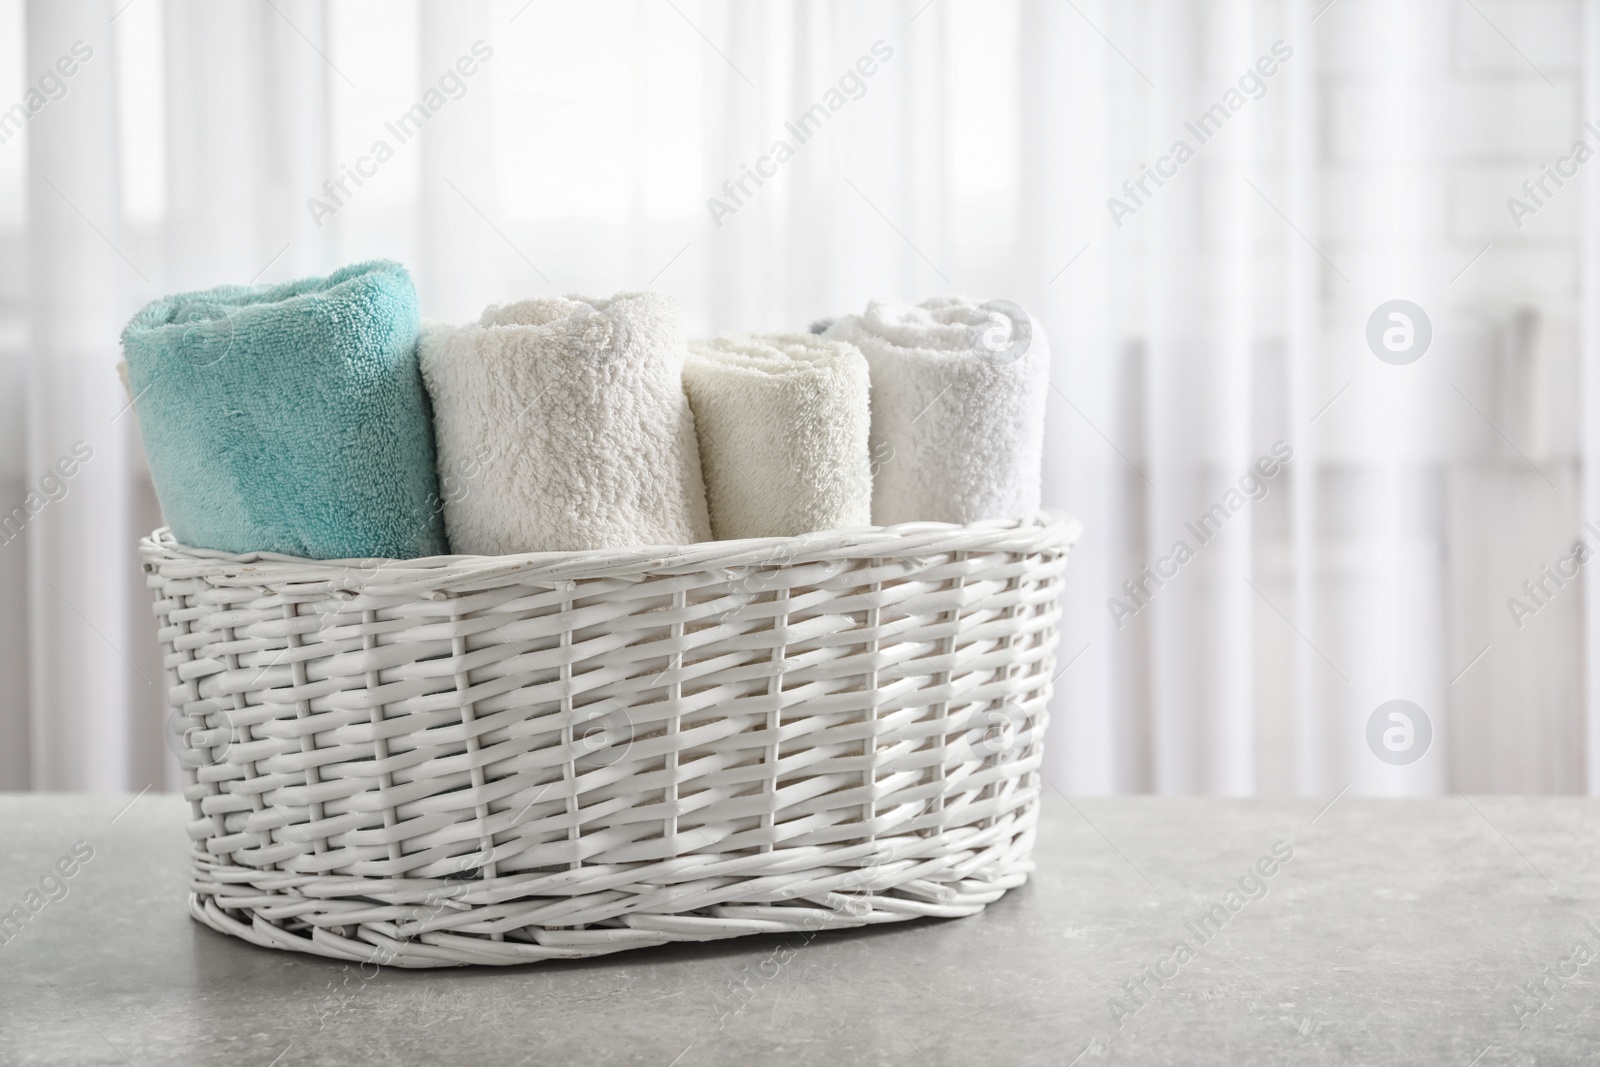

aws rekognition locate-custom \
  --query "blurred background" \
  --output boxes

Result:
[1,0,1594,795]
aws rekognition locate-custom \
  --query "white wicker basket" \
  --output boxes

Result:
[141,510,1081,968]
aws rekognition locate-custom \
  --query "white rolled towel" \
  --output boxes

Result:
[683,334,872,540]
[823,298,1049,525]
[419,292,712,554]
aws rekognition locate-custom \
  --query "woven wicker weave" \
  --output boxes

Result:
[141,510,1080,967]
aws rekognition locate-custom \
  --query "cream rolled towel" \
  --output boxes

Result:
[419,292,712,554]
[683,334,872,540]
[823,297,1049,525]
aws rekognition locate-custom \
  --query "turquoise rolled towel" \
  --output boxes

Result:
[121,260,447,559]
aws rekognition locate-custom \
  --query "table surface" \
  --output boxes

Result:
[3,793,1599,1065]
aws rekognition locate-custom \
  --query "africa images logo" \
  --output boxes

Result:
[1366,699,1431,766]
[1366,300,1431,365]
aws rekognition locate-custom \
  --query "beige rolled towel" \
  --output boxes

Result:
[420,292,712,554]
[683,334,872,540]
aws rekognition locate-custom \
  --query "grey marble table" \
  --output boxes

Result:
[3,793,1599,1065]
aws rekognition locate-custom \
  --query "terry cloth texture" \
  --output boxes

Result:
[683,333,872,540]
[120,260,446,560]
[419,292,712,554]
[824,297,1049,525]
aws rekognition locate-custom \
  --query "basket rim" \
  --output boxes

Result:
[140,509,1082,593]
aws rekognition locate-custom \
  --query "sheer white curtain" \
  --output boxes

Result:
[2,0,1595,795]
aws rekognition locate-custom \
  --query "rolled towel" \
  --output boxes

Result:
[683,334,872,540]
[420,292,712,554]
[120,260,446,559]
[823,298,1049,525]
